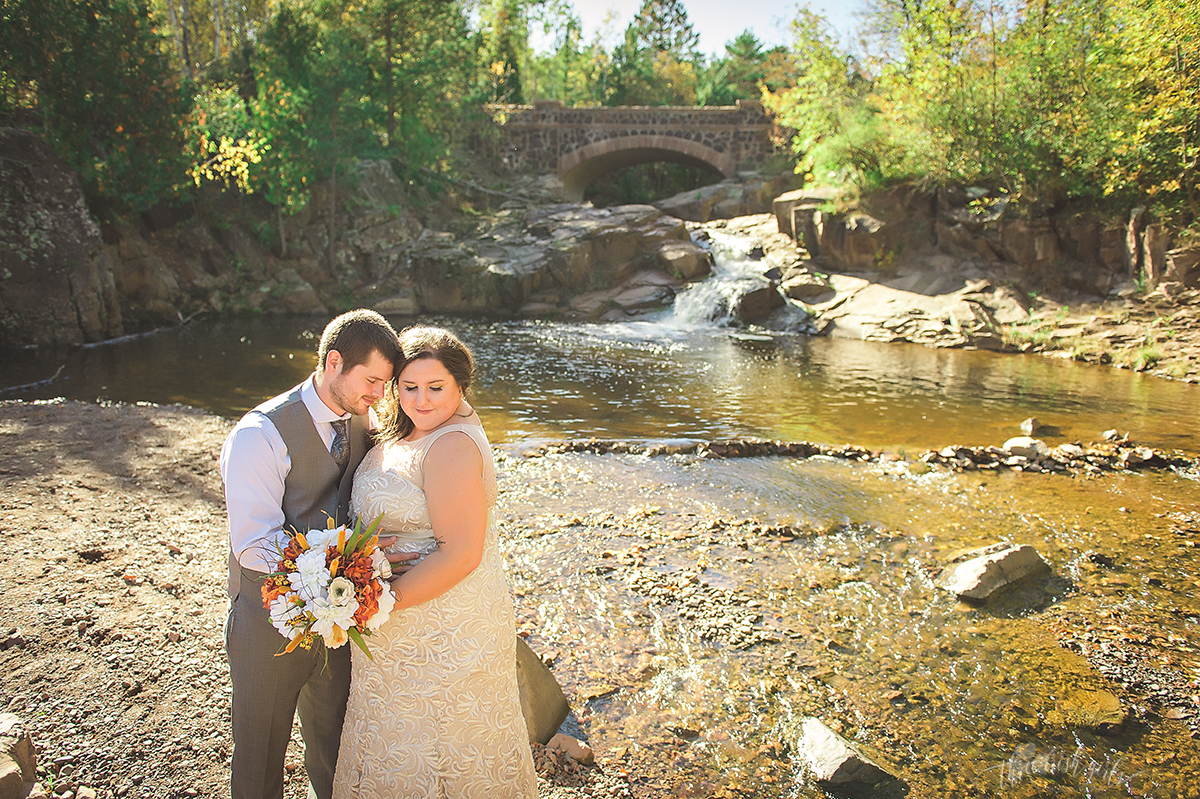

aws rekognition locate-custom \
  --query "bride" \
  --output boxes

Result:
[332,326,536,797]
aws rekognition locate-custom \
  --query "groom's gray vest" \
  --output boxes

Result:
[226,381,371,599]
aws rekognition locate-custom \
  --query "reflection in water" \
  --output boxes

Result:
[2,316,1198,453]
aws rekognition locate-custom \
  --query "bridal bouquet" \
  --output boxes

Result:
[261,516,395,659]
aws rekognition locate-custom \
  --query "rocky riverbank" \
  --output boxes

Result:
[702,211,1200,384]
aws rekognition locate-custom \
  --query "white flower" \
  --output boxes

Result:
[305,526,340,553]
[328,576,356,607]
[268,594,306,639]
[370,549,392,581]
[291,547,331,602]
[309,594,359,647]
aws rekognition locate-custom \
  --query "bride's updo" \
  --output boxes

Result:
[374,326,475,442]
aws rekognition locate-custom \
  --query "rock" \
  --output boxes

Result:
[732,283,784,324]
[515,636,569,745]
[796,718,905,797]
[1054,689,1128,735]
[1019,417,1041,435]
[106,222,184,321]
[1054,443,1085,459]
[656,241,711,281]
[780,269,833,302]
[1002,436,1050,460]
[547,733,595,766]
[0,713,37,799]
[1120,447,1157,467]
[657,175,799,223]
[610,284,674,312]
[938,543,1051,601]
[1165,246,1200,288]
[0,127,124,347]
[771,187,838,239]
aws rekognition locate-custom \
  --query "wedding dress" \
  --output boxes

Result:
[331,423,537,798]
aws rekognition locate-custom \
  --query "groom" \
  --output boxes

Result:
[220,309,400,799]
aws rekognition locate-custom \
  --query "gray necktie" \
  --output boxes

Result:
[330,418,349,472]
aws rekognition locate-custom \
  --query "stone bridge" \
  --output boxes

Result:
[487,99,775,200]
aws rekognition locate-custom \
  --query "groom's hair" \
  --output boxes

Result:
[317,310,401,372]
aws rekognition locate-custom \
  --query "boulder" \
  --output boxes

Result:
[938,543,1051,600]
[796,718,905,797]
[732,283,785,324]
[657,241,711,281]
[0,127,124,347]
[781,269,833,302]
[1165,246,1200,288]
[515,636,569,745]
[1003,436,1050,460]
[0,713,37,799]
[772,186,838,239]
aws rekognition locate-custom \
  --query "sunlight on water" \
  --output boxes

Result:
[498,453,1200,797]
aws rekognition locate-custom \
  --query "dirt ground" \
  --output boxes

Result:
[0,400,629,799]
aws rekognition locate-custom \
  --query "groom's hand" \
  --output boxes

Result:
[377,536,419,575]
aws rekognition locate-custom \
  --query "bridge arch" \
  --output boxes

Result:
[559,135,735,202]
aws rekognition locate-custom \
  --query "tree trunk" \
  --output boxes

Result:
[214,0,223,60]
[328,159,337,270]
[384,7,395,147]
[277,205,287,259]
[179,0,193,79]
[237,2,245,51]
[164,0,187,80]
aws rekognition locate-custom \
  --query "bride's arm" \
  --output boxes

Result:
[387,431,487,609]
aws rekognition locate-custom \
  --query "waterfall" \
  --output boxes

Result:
[666,230,809,332]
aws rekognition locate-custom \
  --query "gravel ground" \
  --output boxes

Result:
[0,400,628,799]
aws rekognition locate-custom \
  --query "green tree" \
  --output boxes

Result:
[763,7,881,188]
[607,0,700,105]
[0,0,192,212]
[696,29,786,106]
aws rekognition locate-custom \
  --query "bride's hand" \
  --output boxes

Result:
[377,535,420,575]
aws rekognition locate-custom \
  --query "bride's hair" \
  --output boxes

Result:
[374,326,475,442]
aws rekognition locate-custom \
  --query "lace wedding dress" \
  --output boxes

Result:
[331,423,537,798]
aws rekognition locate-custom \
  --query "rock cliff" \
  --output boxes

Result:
[0,129,124,348]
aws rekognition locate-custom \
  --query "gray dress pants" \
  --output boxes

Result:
[226,566,351,799]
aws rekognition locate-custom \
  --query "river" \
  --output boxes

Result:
[2,233,1199,797]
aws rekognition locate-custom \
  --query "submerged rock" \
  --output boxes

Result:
[796,717,906,797]
[938,543,1051,601]
[1051,689,1128,735]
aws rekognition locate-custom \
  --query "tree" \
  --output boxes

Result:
[696,29,787,106]
[606,0,701,105]
[0,0,193,212]
[626,0,698,61]
[763,7,882,189]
